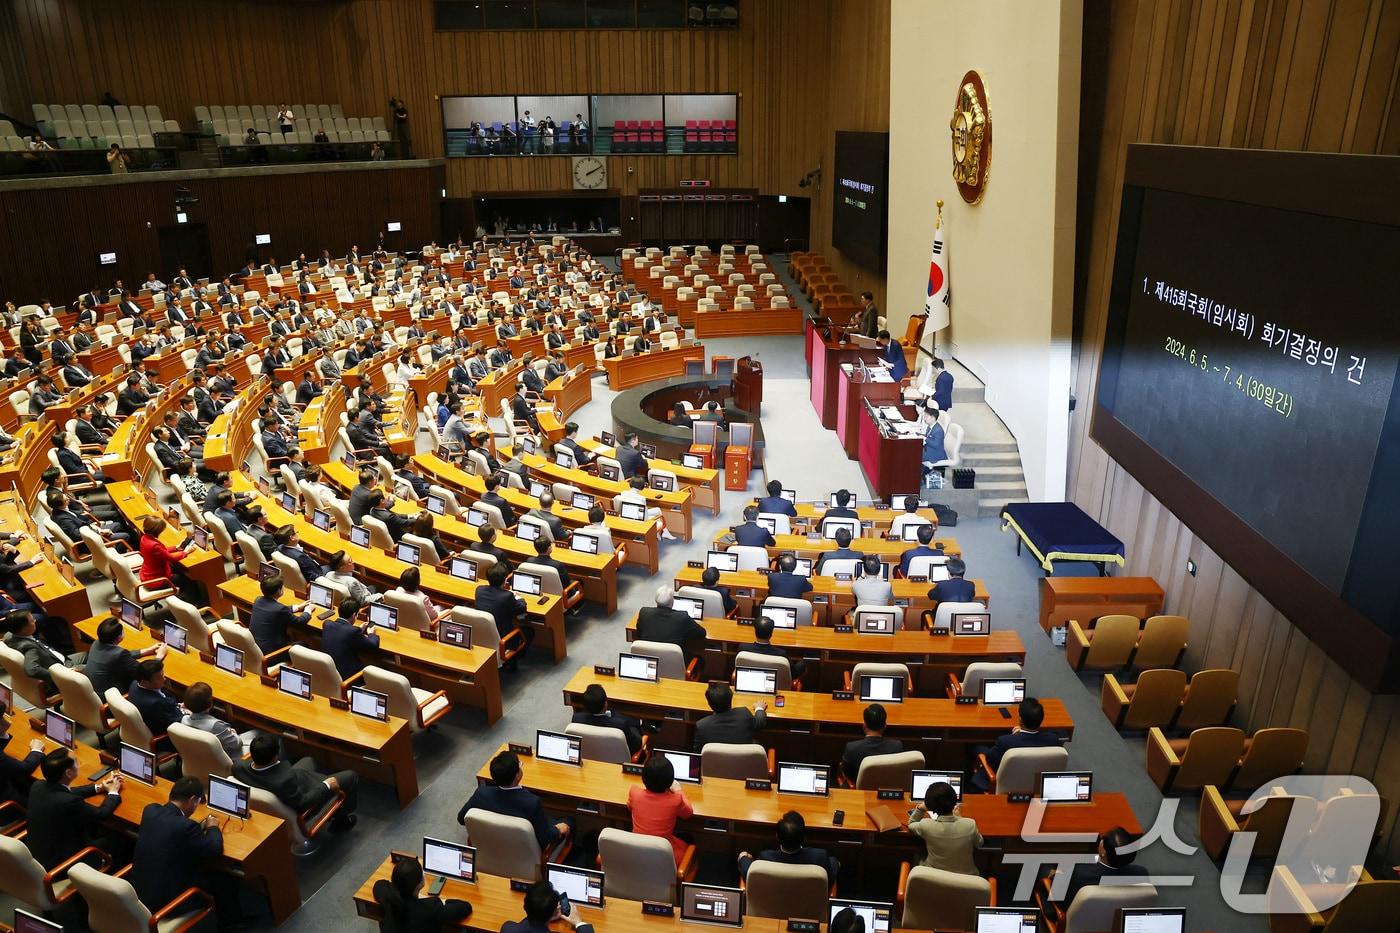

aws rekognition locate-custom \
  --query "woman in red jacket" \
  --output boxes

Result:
[626,753,693,865]
[139,515,206,602]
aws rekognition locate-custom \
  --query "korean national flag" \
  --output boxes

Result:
[924,223,950,332]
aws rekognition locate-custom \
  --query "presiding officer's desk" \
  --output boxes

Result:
[473,743,1137,862]
[72,613,421,807]
[561,668,1073,767]
[3,715,304,923]
[218,575,504,723]
[671,565,990,629]
[623,613,1026,695]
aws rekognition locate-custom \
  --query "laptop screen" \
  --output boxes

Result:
[546,863,605,907]
[536,729,581,766]
[760,604,797,629]
[423,837,476,882]
[120,597,143,629]
[673,596,704,620]
[215,643,244,676]
[981,678,1027,706]
[830,900,892,933]
[425,494,447,515]
[369,603,399,630]
[974,908,1040,933]
[313,509,333,531]
[618,652,659,682]
[856,610,899,634]
[44,711,75,749]
[571,532,599,555]
[529,481,548,498]
[657,748,702,783]
[776,762,830,796]
[278,666,312,699]
[1039,771,1093,803]
[780,489,796,502]
[349,686,389,721]
[911,770,963,802]
[118,743,155,784]
[449,556,479,581]
[792,557,813,577]
[349,525,371,547]
[680,883,743,927]
[705,550,738,572]
[438,619,472,647]
[859,674,904,704]
[396,542,421,564]
[734,666,777,695]
[207,775,250,818]
[900,523,929,542]
[619,502,646,522]
[953,612,991,635]
[163,622,187,652]
[309,582,334,610]
[1119,909,1185,933]
[511,571,542,596]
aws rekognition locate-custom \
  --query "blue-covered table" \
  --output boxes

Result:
[1000,502,1126,575]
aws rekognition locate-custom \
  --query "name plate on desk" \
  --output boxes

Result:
[908,576,929,583]
[756,567,772,574]
[687,560,704,569]
[834,625,853,634]
[1008,793,1033,804]
[877,788,905,801]
[329,698,349,711]
[789,922,821,933]
[745,778,772,791]
[418,629,436,640]
[874,504,890,511]
[955,695,978,705]
[508,743,533,756]
[736,617,754,626]
[643,902,676,917]
[259,674,277,688]
[594,665,616,677]
[831,690,855,701]
[622,763,644,776]
[813,595,829,604]
[931,627,951,636]
[510,879,532,893]
[834,573,852,583]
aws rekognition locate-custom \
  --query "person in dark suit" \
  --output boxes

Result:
[480,474,517,527]
[840,703,904,782]
[0,699,44,804]
[249,573,310,656]
[694,682,766,751]
[296,372,322,405]
[931,357,954,413]
[233,735,358,831]
[502,880,593,933]
[767,554,813,599]
[738,811,839,883]
[1050,827,1148,909]
[856,291,879,339]
[128,658,183,740]
[742,615,807,680]
[129,777,241,924]
[929,557,976,603]
[825,489,859,521]
[616,433,647,480]
[634,586,706,662]
[670,403,693,429]
[474,563,530,650]
[85,616,164,699]
[456,749,569,849]
[511,384,541,433]
[373,855,473,933]
[571,684,643,754]
[732,505,775,547]
[899,524,946,576]
[558,422,593,466]
[528,538,571,589]
[320,598,380,679]
[755,480,797,518]
[696,566,736,615]
[27,749,124,868]
[816,528,866,574]
[973,698,1063,791]
[273,527,324,586]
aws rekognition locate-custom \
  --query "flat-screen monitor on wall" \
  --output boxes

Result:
[1093,144,1400,692]
[254,233,271,245]
[831,131,889,271]
[97,251,117,265]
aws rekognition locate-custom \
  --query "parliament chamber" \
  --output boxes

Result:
[0,3,1397,933]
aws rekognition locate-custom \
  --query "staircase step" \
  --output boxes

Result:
[979,496,1027,517]
[960,441,1019,454]
[960,451,1021,468]
[964,466,1022,481]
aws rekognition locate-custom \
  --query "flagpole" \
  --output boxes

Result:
[921,199,946,361]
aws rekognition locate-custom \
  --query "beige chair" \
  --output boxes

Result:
[270,551,310,595]
[362,665,451,732]
[598,827,696,904]
[564,722,636,764]
[677,585,727,620]
[728,544,768,572]
[462,808,570,881]
[977,746,1070,795]
[450,606,526,667]
[897,864,993,932]
[0,642,59,709]
[213,620,290,675]
[947,661,1023,699]
[1065,614,1139,671]
[289,645,355,700]
[630,639,696,681]
[234,531,265,577]
[744,861,831,919]
[700,743,774,781]
[1146,726,1245,793]
[733,650,795,690]
[760,595,811,627]
[50,665,117,744]
[401,532,441,567]
[1131,614,1189,668]
[520,560,583,612]
[111,556,175,607]
[1175,668,1239,730]
[928,600,987,631]
[164,596,223,655]
[247,782,345,856]
[166,722,234,782]
[854,750,925,790]
[203,513,241,566]
[382,589,446,633]
[1057,883,1157,933]
[1100,668,1188,730]
[0,832,101,915]
[1229,727,1307,791]
[361,514,396,551]
[104,687,177,766]
[845,661,913,694]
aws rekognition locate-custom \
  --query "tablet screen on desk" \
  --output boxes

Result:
[953,612,991,635]
[536,729,581,765]
[438,620,472,648]
[449,557,479,581]
[396,542,421,564]
[466,508,489,528]
[657,748,702,783]
[162,622,187,652]
[309,582,335,610]
[792,557,813,577]
[760,605,797,629]
[1039,771,1093,803]
[755,516,777,534]
[511,571,542,596]
[618,653,659,682]
[555,449,576,469]
[640,443,657,459]
[14,909,62,933]
[547,863,605,907]
[619,502,646,522]
[900,523,930,542]
[974,908,1040,933]
[1118,908,1185,933]
[425,495,447,516]
[369,603,399,631]
[312,509,333,531]
[680,883,743,927]
[423,837,476,882]
[673,596,704,620]
[650,474,675,492]
[780,489,797,503]
[44,711,75,749]
[682,453,703,470]
[830,900,892,933]
[856,609,899,634]
[208,775,250,818]
[516,522,540,542]
[349,526,371,548]
[776,762,830,796]
[981,678,1026,706]
[119,743,155,784]
[600,431,616,446]
[278,666,312,699]
[706,550,738,572]
[191,525,209,550]
[119,597,143,629]
[571,492,595,511]
[911,770,962,802]
[858,674,904,704]
[349,686,389,721]
[279,492,297,512]
[215,644,244,676]
[734,666,776,695]
[570,533,599,555]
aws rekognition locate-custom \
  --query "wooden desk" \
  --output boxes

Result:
[579,439,721,516]
[513,450,695,542]
[623,613,1026,695]
[672,565,989,629]
[76,341,126,379]
[857,401,923,503]
[0,493,92,625]
[693,307,805,338]
[561,668,1072,766]
[478,359,527,418]
[837,365,902,460]
[3,715,303,923]
[104,481,233,616]
[1038,576,1166,634]
[717,532,962,565]
[72,615,420,807]
[783,503,940,530]
[543,370,593,420]
[219,575,504,723]
[807,322,870,429]
[601,344,705,390]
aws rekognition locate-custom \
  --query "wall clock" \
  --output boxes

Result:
[572,156,607,190]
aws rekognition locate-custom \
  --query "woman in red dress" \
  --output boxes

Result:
[625,754,693,865]
[139,515,206,602]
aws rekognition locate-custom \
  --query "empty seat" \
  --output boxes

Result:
[1229,727,1308,791]
[1146,726,1245,793]
[1100,668,1188,730]
[1066,614,1139,671]
[1174,668,1239,730]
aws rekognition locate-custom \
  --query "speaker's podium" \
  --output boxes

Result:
[724,422,755,491]
[734,356,763,414]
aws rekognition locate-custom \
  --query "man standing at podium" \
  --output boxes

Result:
[876,330,908,382]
